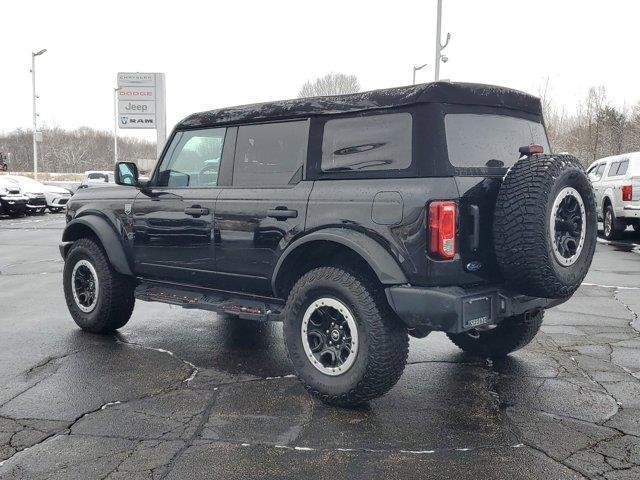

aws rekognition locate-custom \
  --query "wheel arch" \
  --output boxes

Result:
[61,216,133,276]
[272,228,408,298]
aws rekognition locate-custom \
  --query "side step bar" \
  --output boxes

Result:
[134,281,284,322]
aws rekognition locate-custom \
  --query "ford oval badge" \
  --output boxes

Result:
[466,261,482,272]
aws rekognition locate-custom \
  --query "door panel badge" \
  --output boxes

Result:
[124,203,132,215]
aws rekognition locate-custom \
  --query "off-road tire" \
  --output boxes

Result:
[447,311,544,358]
[283,266,409,406]
[493,154,597,299]
[63,238,135,333]
[603,204,625,240]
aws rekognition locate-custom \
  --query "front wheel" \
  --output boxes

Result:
[63,238,135,333]
[283,267,408,406]
[447,311,544,358]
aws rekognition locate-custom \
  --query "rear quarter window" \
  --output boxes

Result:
[445,113,549,168]
[321,113,412,172]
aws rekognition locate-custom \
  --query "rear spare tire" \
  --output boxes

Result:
[493,154,596,299]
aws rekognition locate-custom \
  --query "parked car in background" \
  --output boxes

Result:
[3,176,47,214]
[4,175,72,213]
[78,171,116,189]
[587,153,640,239]
[0,177,28,217]
[44,181,81,195]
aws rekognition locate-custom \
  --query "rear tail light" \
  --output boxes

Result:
[428,201,457,260]
[622,185,633,201]
[518,144,544,156]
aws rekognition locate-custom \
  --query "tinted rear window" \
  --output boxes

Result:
[445,114,549,168]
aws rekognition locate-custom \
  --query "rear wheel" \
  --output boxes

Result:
[283,266,408,406]
[447,311,544,358]
[63,238,135,333]
[603,204,625,240]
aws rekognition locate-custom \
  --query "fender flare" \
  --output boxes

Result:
[272,228,408,292]
[61,216,133,276]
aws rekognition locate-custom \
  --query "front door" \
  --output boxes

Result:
[132,127,228,285]
[214,120,311,295]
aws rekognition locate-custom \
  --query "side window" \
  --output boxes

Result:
[617,160,629,176]
[607,161,620,178]
[156,128,226,187]
[321,113,412,172]
[233,121,309,186]
[589,164,605,181]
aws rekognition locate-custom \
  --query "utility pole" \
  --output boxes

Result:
[434,0,451,81]
[412,64,428,85]
[31,49,47,180]
[113,87,121,164]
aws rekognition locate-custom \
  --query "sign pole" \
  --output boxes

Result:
[113,87,121,164]
[155,73,166,159]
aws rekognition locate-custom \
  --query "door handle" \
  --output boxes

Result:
[267,207,298,220]
[184,205,210,217]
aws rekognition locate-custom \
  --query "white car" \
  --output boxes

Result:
[587,152,640,239]
[79,170,116,189]
[3,175,72,213]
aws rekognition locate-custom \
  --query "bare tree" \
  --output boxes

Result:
[0,127,156,173]
[298,73,361,98]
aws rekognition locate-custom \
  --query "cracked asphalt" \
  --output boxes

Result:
[1,214,639,479]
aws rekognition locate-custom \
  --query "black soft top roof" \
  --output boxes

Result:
[177,81,542,129]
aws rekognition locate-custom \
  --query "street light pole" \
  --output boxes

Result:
[434,0,451,81]
[113,87,121,164]
[412,63,428,85]
[31,48,46,180]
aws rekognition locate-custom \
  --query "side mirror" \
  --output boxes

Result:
[115,162,139,186]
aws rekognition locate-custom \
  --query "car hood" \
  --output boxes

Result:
[43,185,71,194]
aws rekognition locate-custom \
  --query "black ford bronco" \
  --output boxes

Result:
[60,82,597,406]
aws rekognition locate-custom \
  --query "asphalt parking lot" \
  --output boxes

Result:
[0,214,639,480]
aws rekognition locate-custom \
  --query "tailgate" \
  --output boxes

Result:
[455,176,504,283]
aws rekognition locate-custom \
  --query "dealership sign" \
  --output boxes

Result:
[117,72,166,156]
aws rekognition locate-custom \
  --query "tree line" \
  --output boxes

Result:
[0,127,155,173]
[542,86,640,167]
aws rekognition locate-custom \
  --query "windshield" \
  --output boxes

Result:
[445,113,550,168]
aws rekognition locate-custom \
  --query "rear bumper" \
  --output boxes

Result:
[622,205,640,218]
[385,284,568,334]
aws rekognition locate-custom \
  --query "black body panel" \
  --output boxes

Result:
[61,82,553,333]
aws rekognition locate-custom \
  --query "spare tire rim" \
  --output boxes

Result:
[71,259,99,313]
[550,187,586,267]
[301,297,359,376]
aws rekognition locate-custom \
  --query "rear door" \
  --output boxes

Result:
[132,127,228,285]
[445,111,550,283]
[214,120,312,295]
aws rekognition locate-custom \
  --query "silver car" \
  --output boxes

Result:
[587,153,640,239]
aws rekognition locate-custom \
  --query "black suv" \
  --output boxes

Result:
[60,82,597,406]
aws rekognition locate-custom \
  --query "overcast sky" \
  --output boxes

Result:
[2,0,639,143]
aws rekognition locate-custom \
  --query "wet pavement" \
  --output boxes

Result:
[0,214,639,479]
